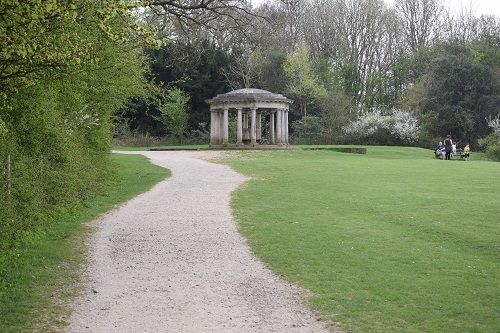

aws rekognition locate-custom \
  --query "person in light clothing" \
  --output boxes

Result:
[463,144,471,161]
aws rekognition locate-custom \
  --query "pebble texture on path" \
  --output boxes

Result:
[68,151,330,333]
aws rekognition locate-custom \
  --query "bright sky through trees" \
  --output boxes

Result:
[385,0,500,17]
[251,0,500,17]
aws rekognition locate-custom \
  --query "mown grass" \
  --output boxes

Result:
[0,153,169,333]
[221,146,499,333]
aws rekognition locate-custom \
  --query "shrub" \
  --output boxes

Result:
[418,132,441,149]
[186,122,210,145]
[291,116,326,144]
[485,145,500,161]
[112,132,166,147]
[478,134,500,151]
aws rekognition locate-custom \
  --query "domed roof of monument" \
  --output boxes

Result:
[209,88,291,102]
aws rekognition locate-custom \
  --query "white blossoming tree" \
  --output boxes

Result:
[487,115,500,138]
[343,109,420,145]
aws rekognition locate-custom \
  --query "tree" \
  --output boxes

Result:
[251,0,306,53]
[222,48,260,90]
[442,5,500,44]
[146,0,254,33]
[1,0,81,95]
[283,43,327,118]
[291,115,325,144]
[395,0,444,51]
[302,0,400,108]
[409,43,500,147]
[156,88,190,143]
[0,1,151,259]
[319,92,356,143]
[0,1,159,94]
[250,48,289,93]
[145,39,235,131]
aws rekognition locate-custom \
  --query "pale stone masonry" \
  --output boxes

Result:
[206,88,293,147]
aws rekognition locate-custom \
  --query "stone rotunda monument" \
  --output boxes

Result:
[206,88,293,147]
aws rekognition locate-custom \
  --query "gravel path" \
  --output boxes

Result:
[68,151,330,333]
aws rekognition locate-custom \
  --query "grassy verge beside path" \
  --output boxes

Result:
[0,153,169,333]
[220,146,500,333]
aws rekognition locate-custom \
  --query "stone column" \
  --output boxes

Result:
[210,109,215,145]
[281,108,286,145]
[270,111,275,145]
[217,111,223,144]
[213,110,219,144]
[237,108,243,146]
[276,108,282,145]
[284,108,289,145]
[257,111,262,142]
[223,107,229,144]
[221,112,225,143]
[250,108,257,145]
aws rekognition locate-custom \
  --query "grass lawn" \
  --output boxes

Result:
[0,153,169,333]
[220,146,500,333]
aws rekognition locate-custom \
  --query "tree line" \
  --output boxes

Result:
[114,0,499,151]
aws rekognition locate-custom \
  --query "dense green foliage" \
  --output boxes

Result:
[0,1,151,276]
[486,143,500,161]
[407,42,500,147]
[0,153,169,333]
[119,41,237,138]
[223,148,500,333]
[155,88,191,143]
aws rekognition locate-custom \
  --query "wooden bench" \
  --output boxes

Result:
[435,148,467,159]
[453,148,467,159]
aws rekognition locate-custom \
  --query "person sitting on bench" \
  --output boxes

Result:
[463,143,471,161]
[435,142,445,159]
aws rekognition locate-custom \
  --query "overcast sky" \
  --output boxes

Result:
[462,0,500,17]
[396,0,500,17]
[250,0,500,17]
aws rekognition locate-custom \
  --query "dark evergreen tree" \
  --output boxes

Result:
[421,44,500,146]
[142,41,237,132]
